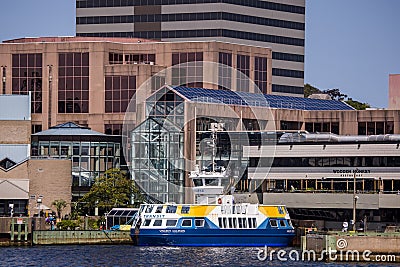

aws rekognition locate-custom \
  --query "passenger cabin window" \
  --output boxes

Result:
[233,218,237,228]
[228,218,233,228]
[238,218,243,228]
[193,179,203,186]
[145,206,153,213]
[243,218,247,228]
[278,206,285,214]
[218,218,222,228]
[166,220,177,227]
[166,205,177,213]
[153,220,162,226]
[270,219,278,227]
[181,206,190,214]
[205,178,218,186]
[248,218,253,228]
[143,219,151,226]
[195,219,204,227]
[279,220,286,227]
[182,219,192,227]
[252,218,257,228]
[155,206,163,213]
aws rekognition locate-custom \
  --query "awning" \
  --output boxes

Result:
[35,204,52,210]
[0,179,29,199]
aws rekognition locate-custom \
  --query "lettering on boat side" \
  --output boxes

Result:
[159,229,185,233]
[144,214,166,219]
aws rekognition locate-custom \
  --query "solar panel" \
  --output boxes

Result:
[172,86,354,111]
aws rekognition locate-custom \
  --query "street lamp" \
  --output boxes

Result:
[352,169,359,231]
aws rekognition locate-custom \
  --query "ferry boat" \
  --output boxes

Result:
[130,125,295,247]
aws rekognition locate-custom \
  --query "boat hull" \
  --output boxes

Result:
[130,228,294,247]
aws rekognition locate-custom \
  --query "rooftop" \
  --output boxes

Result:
[33,122,105,136]
[172,86,355,111]
[2,36,157,44]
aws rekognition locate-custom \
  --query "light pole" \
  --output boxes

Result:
[352,169,359,231]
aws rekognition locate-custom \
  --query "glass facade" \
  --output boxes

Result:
[58,52,89,113]
[105,75,136,113]
[236,54,250,92]
[171,52,203,88]
[12,53,42,113]
[218,52,232,90]
[254,56,267,93]
[131,87,185,203]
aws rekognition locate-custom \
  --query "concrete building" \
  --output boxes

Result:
[0,37,272,133]
[389,74,400,110]
[0,94,71,217]
[75,0,305,96]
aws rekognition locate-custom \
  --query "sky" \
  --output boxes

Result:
[0,0,399,108]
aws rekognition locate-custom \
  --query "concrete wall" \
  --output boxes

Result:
[28,159,72,217]
[33,230,131,245]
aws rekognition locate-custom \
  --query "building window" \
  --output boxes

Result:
[105,124,123,135]
[236,54,250,92]
[254,56,267,93]
[218,52,232,90]
[358,121,394,135]
[58,52,89,113]
[105,76,136,113]
[12,53,42,113]
[31,124,43,134]
[171,52,203,88]
[305,122,340,134]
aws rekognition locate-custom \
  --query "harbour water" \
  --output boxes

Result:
[1,245,397,266]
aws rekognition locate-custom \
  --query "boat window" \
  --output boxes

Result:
[166,219,177,227]
[252,218,257,228]
[193,179,203,187]
[195,219,205,227]
[205,178,218,186]
[181,206,190,214]
[223,218,227,228]
[233,218,237,228]
[278,206,285,214]
[143,219,151,226]
[182,219,192,227]
[153,220,162,226]
[155,206,163,213]
[243,218,247,228]
[228,218,233,228]
[218,218,222,228]
[270,219,278,227]
[166,205,177,213]
[287,219,293,227]
[248,218,253,228]
[238,217,243,228]
[279,220,286,227]
[139,205,145,213]
[145,206,153,213]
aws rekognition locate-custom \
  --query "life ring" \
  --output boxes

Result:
[217,198,222,204]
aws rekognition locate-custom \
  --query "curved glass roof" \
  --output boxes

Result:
[33,122,105,136]
[172,86,354,111]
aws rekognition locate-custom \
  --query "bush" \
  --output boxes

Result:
[56,220,80,230]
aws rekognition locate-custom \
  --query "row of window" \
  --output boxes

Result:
[218,217,257,229]
[76,0,305,15]
[79,29,305,47]
[142,218,204,227]
[249,156,400,168]
[272,68,304,79]
[77,12,304,31]
[272,52,304,63]
[272,84,304,95]
[109,52,156,65]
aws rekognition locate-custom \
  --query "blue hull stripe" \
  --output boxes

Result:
[130,229,295,247]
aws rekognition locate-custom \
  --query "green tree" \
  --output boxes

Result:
[304,83,322,97]
[79,168,144,213]
[345,98,371,110]
[51,199,67,219]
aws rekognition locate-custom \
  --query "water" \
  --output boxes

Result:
[0,245,397,267]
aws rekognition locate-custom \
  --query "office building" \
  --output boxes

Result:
[76,0,305,96]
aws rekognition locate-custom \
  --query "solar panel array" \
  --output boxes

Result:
[172,86,354,111]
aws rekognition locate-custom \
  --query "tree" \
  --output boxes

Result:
[52,199,67,219]
[322,88,347,101]
[345,98,371,110]
[304,83,322,97]
[79,168,145,213]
